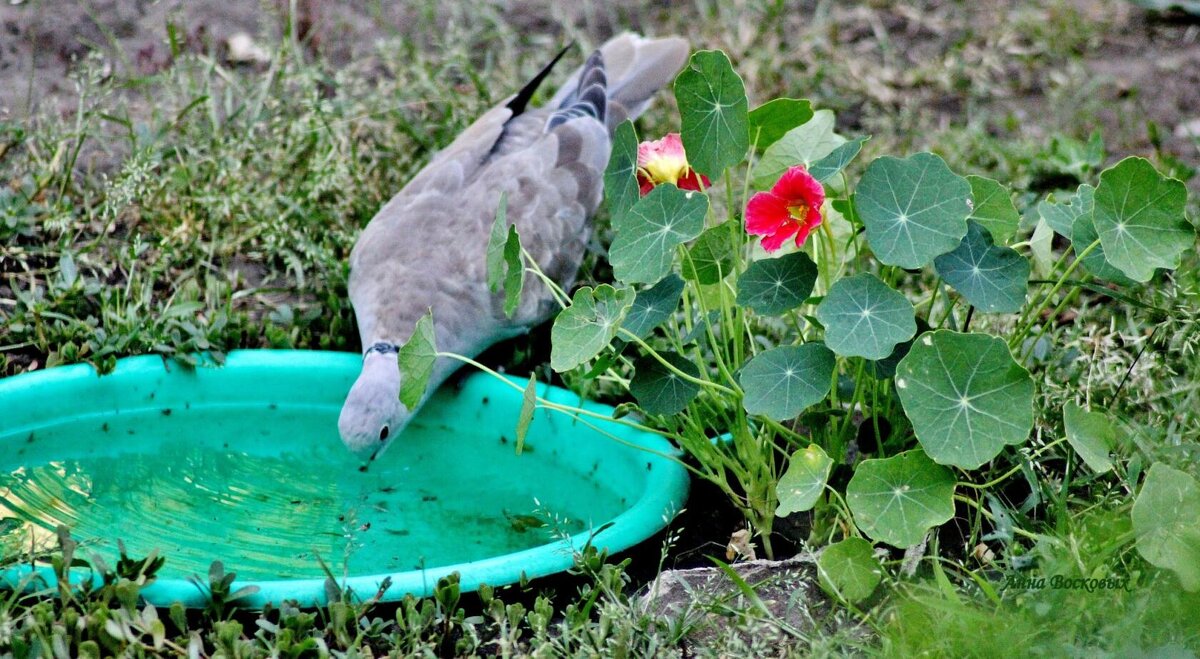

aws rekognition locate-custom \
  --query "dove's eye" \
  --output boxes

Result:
[379,426,390,441]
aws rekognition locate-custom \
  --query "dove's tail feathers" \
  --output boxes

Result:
[551,33,689,133]
[546,51,607,130]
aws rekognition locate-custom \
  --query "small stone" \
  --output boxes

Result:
[1174,118,1200,140]
[225,33,271,65]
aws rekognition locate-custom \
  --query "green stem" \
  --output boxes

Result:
[837,358,866,442]
[438,352,671,439]
[936,294,960,329]
[1010,238,1101,350]
[956,437,1067,490]
[1023,284,1086,362]
[618,328,740,397]
[924,276,942,323]
[763,417,807,444]
[954,494,1040,541]
[725,169,736,227]
[519,245,569,309]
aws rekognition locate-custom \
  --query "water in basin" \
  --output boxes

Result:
[0,404,626,582]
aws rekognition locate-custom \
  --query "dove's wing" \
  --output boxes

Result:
[348,35,687,391]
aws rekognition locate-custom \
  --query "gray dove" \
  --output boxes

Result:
[338,33,689,461]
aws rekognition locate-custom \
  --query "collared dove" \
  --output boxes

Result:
[338,33,689,460]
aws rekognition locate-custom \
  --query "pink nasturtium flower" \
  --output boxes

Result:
[745,165,826,252]
[636,133,710,195]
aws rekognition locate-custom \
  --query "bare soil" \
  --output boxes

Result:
[3,1,1199,169]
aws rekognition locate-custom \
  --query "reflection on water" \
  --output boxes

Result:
[1,408,622,581]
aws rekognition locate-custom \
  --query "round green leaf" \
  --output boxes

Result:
[629,352,701,416]
[776,444,834,516]
[857,153,972,269]
[966,175,1020,245]
[674,50,749,178]
[933,220,1030,313]
[748,98,813,150]
[683,222,737,285]
[739,343,835,421]
[817,537,882,603]
[846,449,956,548]
[622,274,685,340]
[550,285,635,372]
[735,251,818,315]
[1092,156,1194,282]
[895,331,1034,469]
[751,109,845,189]
[610,184,709,285]
[816,273,916,360]
[1063,402,1115,474]
[1133,463,1200,592]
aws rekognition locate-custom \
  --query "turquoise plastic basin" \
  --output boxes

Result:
[0,351,687,608]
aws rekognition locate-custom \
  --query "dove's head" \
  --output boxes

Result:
[338,346,410,462]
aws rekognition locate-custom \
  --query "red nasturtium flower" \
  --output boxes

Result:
[745,165,826,252]
[636,133,710,195]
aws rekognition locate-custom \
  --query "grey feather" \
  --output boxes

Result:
[550,33,689,131]
[338,33,689,459]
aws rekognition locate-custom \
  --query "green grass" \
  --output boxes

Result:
[3,0,1200,655]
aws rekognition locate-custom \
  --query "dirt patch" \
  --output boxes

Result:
[0,1,645,120]
[1079,5,1200,157]
[3,2,1197,195]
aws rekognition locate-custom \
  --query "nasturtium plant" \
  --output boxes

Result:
[895,331,1034,469]
[856,152,972,269]
[966,175,1020,244]
[1132,463,1200,592]
[817,537,882,603]
[622,274,685,340]
[397,312,437,410]
[1063,402,1116,474]
[515,374,537,454]
[808,136,868,183]
[739,344,836,421]
[603,121,641,221]
[549,285,634,372]
[485,192,525,318]
[776,443,834,516]
[846,449,956,548]
[1070,205,1136,286]
[630,352,701,416]
[1037,183,1092,241]
[933,220,1030,313]
[1090,156,1193,282]
[751,109,844,189]
[673,50,748,179]
[402,46,1196,589]
[683,221,738,284]
[816,273,916,360]
[610,184,709,285]
[735,251,818,315]
[748,97,813,150]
